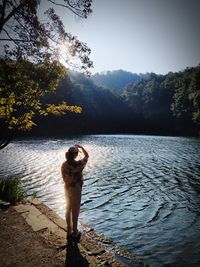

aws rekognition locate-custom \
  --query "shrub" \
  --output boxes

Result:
[0,177,26,204]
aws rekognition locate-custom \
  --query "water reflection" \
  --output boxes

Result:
[0,135,200,266]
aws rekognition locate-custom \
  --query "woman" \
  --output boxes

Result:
[61,144,89,239]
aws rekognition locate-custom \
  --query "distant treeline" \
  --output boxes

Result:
[32,66,200,136]
[91,70,147,94]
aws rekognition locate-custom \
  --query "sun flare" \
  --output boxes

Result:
[56,44,71,65]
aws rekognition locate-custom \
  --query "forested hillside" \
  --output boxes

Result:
[33,71,132,135]
[32,65,200,136]
[91,70,147,94]
[122,66,200,135]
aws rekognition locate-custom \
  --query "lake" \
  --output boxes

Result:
[0,135,200,266]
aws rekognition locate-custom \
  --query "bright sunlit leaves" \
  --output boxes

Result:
[0,58,82,132]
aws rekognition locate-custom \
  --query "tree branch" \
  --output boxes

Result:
[0,0,28,33]
[47,0,84,18]
[0,0,8,21]
[1,28,22,45]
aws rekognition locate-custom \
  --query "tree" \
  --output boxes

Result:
[0,0,93,148]
[188,66,200,127]
[123,81,144,115]
[171,66,200,134]
[0,58,82,149]
[171,78,192,120]
[0,0,93,71]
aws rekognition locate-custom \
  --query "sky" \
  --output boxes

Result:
[45,0,200,74]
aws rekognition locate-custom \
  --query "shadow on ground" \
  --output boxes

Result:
[65,238,89,267]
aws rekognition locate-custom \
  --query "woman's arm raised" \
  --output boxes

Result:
[75,144,89,160]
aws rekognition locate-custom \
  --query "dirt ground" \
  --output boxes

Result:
[0,201,133,267]
[0,207,66,267]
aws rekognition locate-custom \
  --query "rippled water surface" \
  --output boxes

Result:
[1,135,200,266]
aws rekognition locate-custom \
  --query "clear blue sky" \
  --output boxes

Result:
[47,0,200,74]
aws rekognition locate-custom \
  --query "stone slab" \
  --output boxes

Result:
[14,204,60,233]
[36,203,66,231]
[14,203,32,213]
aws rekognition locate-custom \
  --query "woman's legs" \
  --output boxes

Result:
[65,184,82,236]
[71,184,82,234]
[65,186,73,236]
[66,204,72,235]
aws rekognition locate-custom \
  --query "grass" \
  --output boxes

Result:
[0,176,26,204]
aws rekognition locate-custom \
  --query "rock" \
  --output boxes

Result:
[28,197,42,206]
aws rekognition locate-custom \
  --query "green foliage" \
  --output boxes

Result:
[171,66,200,129]
[123,73,173,119]
[171,78,191,119]
[2,64,198,137]
[122,65,200,134]
[66,71,129,118]
[0,177,26,204]
[0,1,93,148]
[188,67,200,125]
[31,65,200,136]
[0,58,81,134]
[32,71,131,135]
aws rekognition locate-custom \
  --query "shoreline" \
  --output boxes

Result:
[0,198,145,267]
